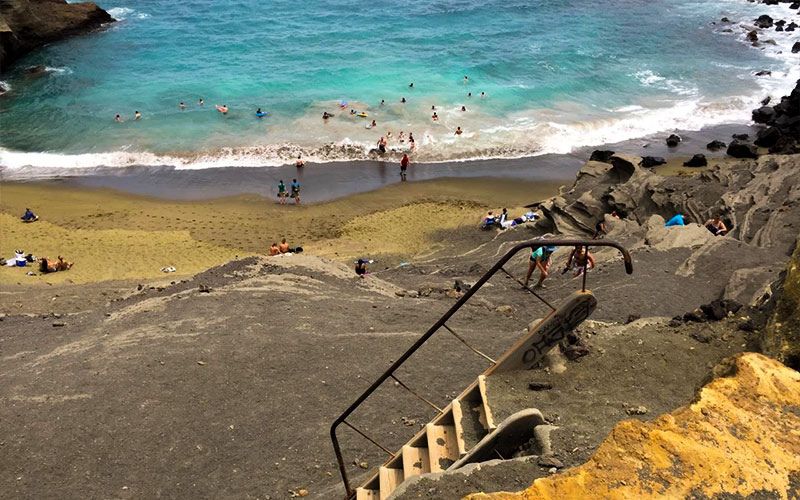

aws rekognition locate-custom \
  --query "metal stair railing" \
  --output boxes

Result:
[330,239,633,498]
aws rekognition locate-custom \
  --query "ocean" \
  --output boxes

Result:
[0,0,798,170]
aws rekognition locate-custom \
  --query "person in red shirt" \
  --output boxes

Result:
[400,154,410,181]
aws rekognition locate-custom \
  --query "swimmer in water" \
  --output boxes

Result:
[114,114,123,122]
[216,104,229,114]
[481,91,486,98]
[380,99,385,106]
[409,82,414,88]
[134,111,142,120]
[398,131,405,143]
[256,107,263,115]
[409,132,416,150]
[431,105,436,110]
[179,102,186,110]
[455,126,463,135]
[199,98,204,106]
[461,105,467,112]
[432,112,438,121]
[401,97,406,103]
[377,136,388,154]
[463,75,469,84]
[295,155,305,167]
[350,109,356,115]
[370,119,377,128]
[386,130,392,138]
[322,111,333,120]
[468,92,472,98]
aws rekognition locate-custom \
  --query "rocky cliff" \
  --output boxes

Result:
[762,240,800,369]
[467,353,800,500]
[0,0,112,71]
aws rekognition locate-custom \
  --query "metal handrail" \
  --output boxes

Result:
[330,239,633,497]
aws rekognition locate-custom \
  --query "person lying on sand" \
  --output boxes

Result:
[21,208,38,222]
[216,104,229,114]
[279,238,290,253]
[39,256,73,274]
[269,242,280,256]
[562,245,595,277]
[704,215,728,236]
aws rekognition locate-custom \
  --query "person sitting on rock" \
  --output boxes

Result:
[704,215,728,236]
[21,208,38,222]
[664,214,686,227]
[278,238,290,253]
[269,242,280,256]
[562,245,596,277]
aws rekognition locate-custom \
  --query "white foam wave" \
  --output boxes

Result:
[0,81,10,94]
[107,7,148,20]
[632,70,699,97]
[44,66,73,75]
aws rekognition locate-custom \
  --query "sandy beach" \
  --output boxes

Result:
[0,176,564,285]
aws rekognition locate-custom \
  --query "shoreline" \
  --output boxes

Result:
[0,122,758,202]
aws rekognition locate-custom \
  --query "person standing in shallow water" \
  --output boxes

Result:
[400,153,409,181]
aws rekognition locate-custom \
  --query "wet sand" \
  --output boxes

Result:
[1,123,757,202]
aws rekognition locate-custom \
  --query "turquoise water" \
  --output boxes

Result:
[0,0,798,168]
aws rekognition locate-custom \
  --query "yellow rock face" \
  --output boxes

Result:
[467,353,800,500]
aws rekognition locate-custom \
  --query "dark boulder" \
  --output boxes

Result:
[589,150,615,163]
[683,154,708,167]
[727,139,759,159]
[706,140,727,151]
[755,70,772,76]
[776,25,784,32]
[639,156,667,168]
[752,105,776,123]
[775,20,786,27]
[1,1,114,71]
[787,22,798,31]
[754,126,782,148]
[732,133,750,141]
[755,14,773,28]
[747,30,759,42]
[666,134,681,147]
[791,2,800,9]
[700,299,742,322]
[720,17,730,23]
[761,96,772,106]
[793,42,800,53]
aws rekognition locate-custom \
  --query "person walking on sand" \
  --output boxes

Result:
[290,178,301,205]
[400,153,410,181]
[524,239,557,289]
[277,179,287,205]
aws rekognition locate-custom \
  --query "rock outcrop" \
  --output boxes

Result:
[761,239,800,370]
[0,0,113,71]
[751,79,800,154]
[467,353,800,500]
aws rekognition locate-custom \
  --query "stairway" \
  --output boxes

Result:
[355,290,597,499]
